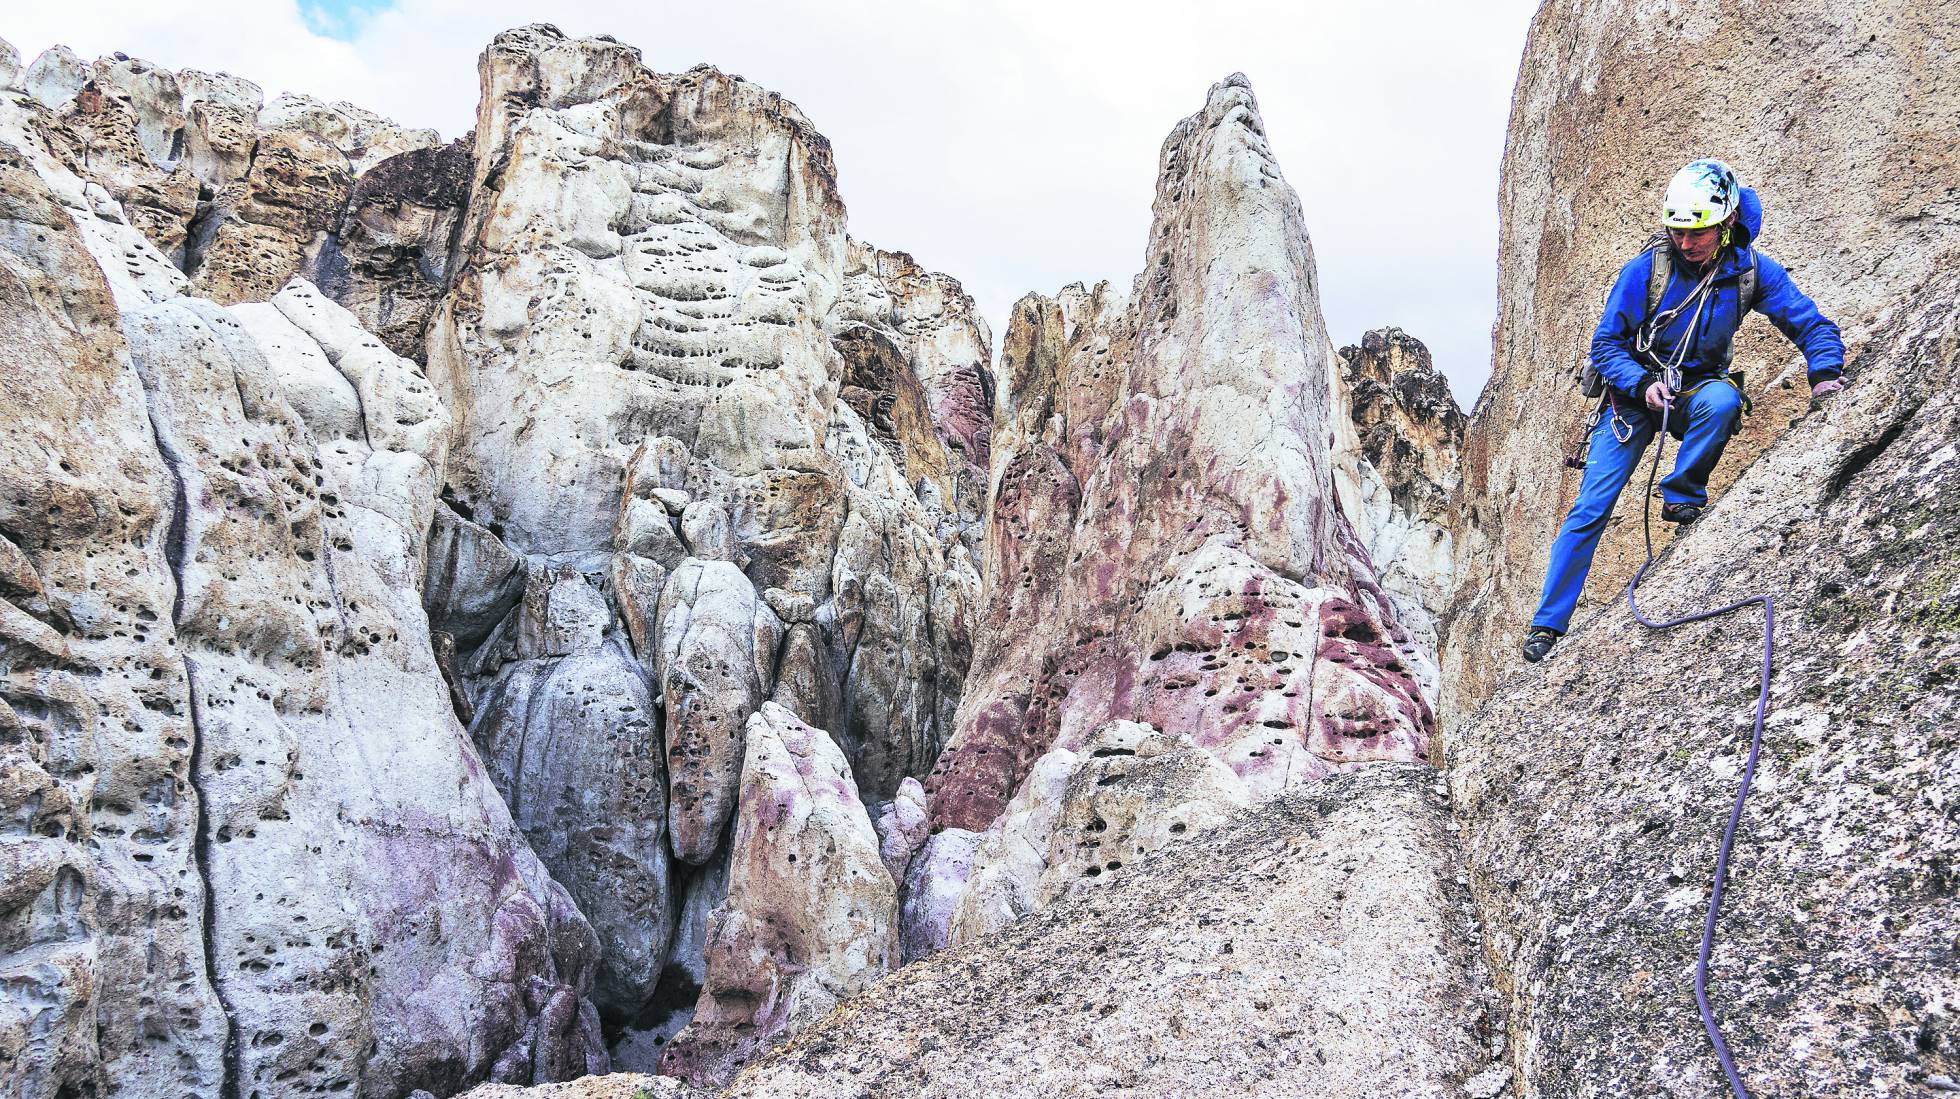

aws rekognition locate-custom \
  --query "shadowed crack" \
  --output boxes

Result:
[138,365,242,1099]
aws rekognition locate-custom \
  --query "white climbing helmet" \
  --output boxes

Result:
[1660,159,1740,229]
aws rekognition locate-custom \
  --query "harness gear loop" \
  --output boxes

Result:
[1565,394,1609,469]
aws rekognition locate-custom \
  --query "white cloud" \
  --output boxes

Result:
[6,0,1539,405]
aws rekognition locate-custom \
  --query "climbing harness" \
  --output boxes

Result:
[1577,231,1758,400]
[1623,283,1772,1098]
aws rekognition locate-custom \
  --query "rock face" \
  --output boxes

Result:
[924,75,1435,866]
[0,87,604,1099]
[727,766,1499,1098]
[421,25,985,1069]
[1435,3,1960,1095]
[659,704,896,1086]
[8,41,455,357]
[1,122,224,1099]
[1332,327,1464,701]
[1442,0,1960,716]
[1450,269,1960,1097]
[941,720,1253,950]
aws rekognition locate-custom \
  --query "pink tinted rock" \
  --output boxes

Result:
[658,703,896,1085]
[929,79,1433,844]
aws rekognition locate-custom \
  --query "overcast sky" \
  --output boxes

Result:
[7,0,1540,406]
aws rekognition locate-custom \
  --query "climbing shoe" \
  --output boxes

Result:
[1661,501,1704,525]
[1521,627,1560,663]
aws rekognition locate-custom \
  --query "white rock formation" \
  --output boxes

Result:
[418,24,986,1069]
[0,22,1576,1099]
[0,114,226,1099]
[0,83,605,1096]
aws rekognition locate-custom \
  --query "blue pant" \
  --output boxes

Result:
[1530,380,1743,634]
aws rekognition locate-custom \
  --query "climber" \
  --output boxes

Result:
[1520,159,1845,663]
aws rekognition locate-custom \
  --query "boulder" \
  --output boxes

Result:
[654,559,782,865]
[659,703,897,1086]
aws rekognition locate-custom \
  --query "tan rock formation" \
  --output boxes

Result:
[1451,266,1960,1098]
[1443,0,1960,718]
[188,126,353,304]
[1332,327,1464,700]
[8,41,454,356]
[1435,4,1960,1094]
[832,241,994,548]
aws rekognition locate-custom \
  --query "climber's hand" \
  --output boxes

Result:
[1811,377,1844,400]
[1644,380,1673,411]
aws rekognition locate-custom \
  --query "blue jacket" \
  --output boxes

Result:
[1591,186,1845,398]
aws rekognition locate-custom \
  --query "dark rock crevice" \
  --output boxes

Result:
[137,363,241,1099]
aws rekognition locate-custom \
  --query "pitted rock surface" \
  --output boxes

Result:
[726,766,1498,1098]
[12,12,1956,1099]
[926,75,1434,844]
[941,720,1253,950]
[0,133,226,1099]
[0,99,605,1097]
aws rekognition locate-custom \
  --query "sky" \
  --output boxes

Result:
[6,0,1541,406]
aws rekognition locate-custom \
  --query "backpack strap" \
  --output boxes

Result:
[1713,259,1763,383]
[1643,231,1672,319]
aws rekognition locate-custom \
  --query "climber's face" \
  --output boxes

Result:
[1669,219,1727,267]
